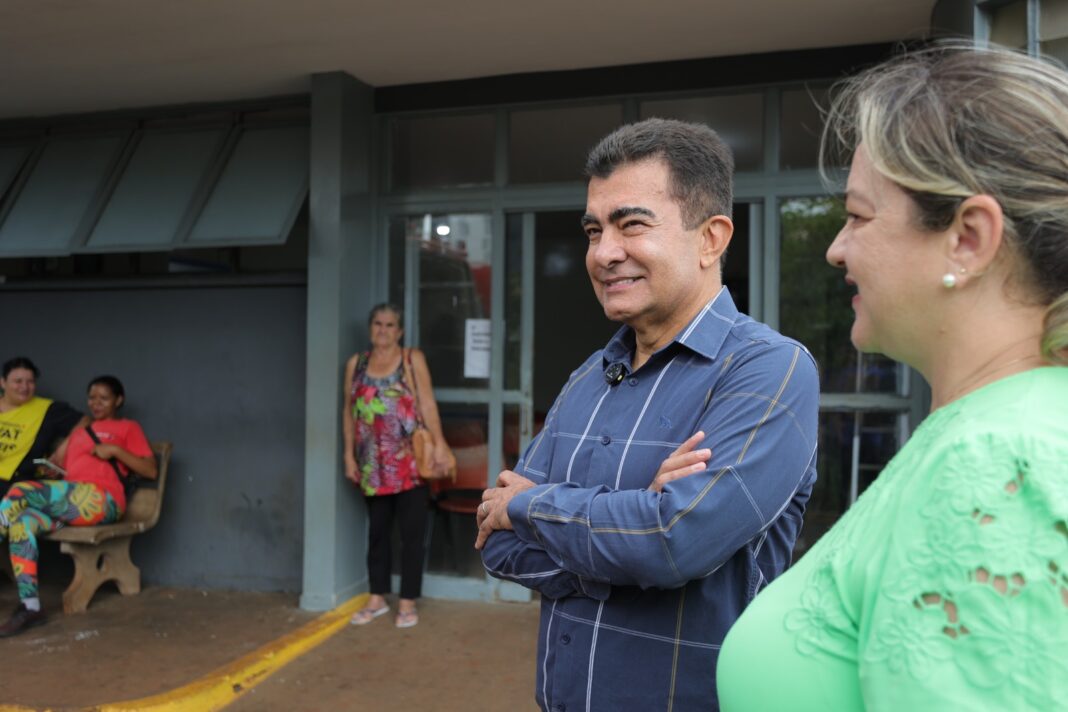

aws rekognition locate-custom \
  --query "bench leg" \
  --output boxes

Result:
[58,536,141,614]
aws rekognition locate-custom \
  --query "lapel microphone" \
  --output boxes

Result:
[605,362,625,386]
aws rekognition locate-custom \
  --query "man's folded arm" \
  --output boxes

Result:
[480,399,613,600]
[481,530,611,600]
[507,343,819,590]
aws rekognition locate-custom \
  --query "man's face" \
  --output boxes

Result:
[583,159,714,335]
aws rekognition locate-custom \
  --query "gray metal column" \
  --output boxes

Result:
[301,71,378,611]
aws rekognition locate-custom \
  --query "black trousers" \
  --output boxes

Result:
[365,485,429,600]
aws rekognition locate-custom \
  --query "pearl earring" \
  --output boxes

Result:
[942,267,966,289]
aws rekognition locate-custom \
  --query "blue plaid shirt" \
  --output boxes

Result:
[482,288,819,711]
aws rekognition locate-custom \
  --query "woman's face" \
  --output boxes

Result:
[825,146,947,364]
[369,309,403,350]
[0,368,37,407]
[87,383,123,421]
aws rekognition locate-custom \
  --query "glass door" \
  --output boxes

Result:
[389,211,496,580]
[504,211,619,465]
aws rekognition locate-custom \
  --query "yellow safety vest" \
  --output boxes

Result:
[0,396,52,481]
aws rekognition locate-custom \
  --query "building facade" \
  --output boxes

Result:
[1,0,1064,608]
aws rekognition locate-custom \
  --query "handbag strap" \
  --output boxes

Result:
[84,424,127,481]
[402,348,426,427]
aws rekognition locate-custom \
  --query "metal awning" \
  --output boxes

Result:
[0,122,308,258]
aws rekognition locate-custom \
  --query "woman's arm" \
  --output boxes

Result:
[53,415,91,467]
[94,443,158,479]
[342,354,360,483]
[410,349,450,465]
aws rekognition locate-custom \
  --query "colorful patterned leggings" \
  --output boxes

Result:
[0,480,120,602]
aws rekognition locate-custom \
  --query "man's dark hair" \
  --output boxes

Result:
[2,356,39,379]
[585,118,734,228]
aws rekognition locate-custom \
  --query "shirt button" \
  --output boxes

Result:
[628,377,638,386]
[561,633,571,645]
[600,435,611,445]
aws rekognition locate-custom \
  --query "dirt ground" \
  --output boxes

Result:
[228,597,541,712]
[0,582,541,711]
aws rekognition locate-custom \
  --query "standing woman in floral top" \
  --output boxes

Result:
[343,303,449,628]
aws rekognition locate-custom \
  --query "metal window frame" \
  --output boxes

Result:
[977,0,1041,54]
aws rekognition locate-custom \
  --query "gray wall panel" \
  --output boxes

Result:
[4,285,306,591]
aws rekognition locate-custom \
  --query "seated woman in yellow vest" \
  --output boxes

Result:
[0,357,86,499]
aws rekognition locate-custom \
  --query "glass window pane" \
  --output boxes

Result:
[1040,0,1068,65]
[88,128,225,251]
[795,411,899,557]
[503,403,521,471]
[0,141,34,203]
[390,114,495,190]
[424,401,489,578]
[778,196,899,392]
[1041,36,1068,64]
[531,211,618,417]
[990,0,1028,49]
[189,125,309,246]
[389,213,493,389]
[509,104,623,184]
[0,133,124,257]
[640,94,763,172]
[780,87,828,170]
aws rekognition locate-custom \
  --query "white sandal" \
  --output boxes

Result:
[350,605,390,625]
[395,609,419,628]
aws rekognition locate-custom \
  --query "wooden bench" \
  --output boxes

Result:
[41,441,172,613]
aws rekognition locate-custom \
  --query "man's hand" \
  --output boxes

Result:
[650,431,711,493]
[474,470,536,550]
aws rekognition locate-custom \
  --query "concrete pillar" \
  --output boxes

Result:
[301,71,378,610]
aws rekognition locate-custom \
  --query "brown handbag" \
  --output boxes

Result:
[402,348,457,481]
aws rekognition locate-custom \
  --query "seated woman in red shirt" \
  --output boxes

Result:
[0,375,157,637]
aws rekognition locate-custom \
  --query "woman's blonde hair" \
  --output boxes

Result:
[821,41,1068,364]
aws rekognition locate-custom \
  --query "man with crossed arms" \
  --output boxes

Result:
[476,118,819,711]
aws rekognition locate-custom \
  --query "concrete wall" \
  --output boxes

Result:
[5,283,307,591]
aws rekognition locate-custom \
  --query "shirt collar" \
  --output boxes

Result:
[602,287,739,372]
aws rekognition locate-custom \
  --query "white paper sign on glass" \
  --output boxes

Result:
[464,318,491,379]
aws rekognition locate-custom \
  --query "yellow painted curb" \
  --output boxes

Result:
[0,593,368,712]
[100,593,368,712]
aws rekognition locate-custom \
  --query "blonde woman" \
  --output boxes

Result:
[717,43,1068,710]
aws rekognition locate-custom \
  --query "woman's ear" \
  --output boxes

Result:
[947,194,1004,277]
[115,394,125,410]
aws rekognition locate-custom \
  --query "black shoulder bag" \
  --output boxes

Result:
[84,425,145,498]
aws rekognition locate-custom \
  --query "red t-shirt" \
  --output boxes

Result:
[62,419,153,511]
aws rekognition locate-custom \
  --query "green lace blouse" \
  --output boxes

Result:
[717,367,1068,711]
